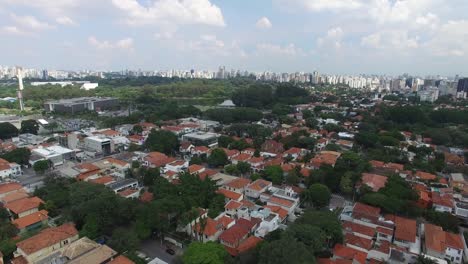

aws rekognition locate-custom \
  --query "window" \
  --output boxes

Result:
[63,240,69,245]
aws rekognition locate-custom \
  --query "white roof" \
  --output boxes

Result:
[85,136,111,143]
[37,119,49,125]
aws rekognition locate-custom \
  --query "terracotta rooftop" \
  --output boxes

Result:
[108,255,135,264]
[217,189,242,201]
[224,178,251,189]
[425,223,464,253]
[353,202,381,218]
[333,244,367,264]
[188,164,205,174]
[0,182,23,195]
[89,175,115,185]
[225,200,242,210]
[13,210,48,229]
[5,196,44,214]
[361,173,388,192]
[1,190,29,204]
[415,171,437,181]
[393,216,416,243]
[247,179,271,192]
[342,221,375,238]
[16,223,78,255]
[345,233,373,250]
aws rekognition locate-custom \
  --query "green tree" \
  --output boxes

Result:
[207,148,229,167]
[33,160,49,175]
[108,227,140,252]
[339,172,354,195]
[264,165,283,185]
[183,242,228,264]
[415,255,438,264]
[237,162,251,175]
[224,164,239,175]
[20,119,40,135]
[132,124,143,135]
[189,156,203,165]
[259,236,315,264]
[287,224,327,252]
[80,214,100,239]
[295,210,343,246]
[0,122,18,140]
[145,130,179,155]
[1,148,31,165]
[302,184,331,209]
[143,167,160,187]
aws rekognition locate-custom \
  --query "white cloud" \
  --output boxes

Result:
[256,17,272,29]
[425,20,468,56]
[279,0,363,12]
[361,30,419,50]
[1,26,29,36]
[112,0,225,27]
[10,13,54,30]
[256,43,304,56]
[56,16,77,26]
[317,27,344,49]
[88,36,134,51]
[183,35,246,57]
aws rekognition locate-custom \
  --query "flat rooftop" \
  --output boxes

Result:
[183,132,218,140]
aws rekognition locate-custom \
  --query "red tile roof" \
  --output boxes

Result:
[345,233,373,250]
[16,223,78,254]
[0,182,23,195]
[247,179,271,192]
[333,244,367,264]
[5,197,44,215]
[425,223,464,253]
[188,164,205,174]
[108,255,135,264]
[225,178,251,189]
[353,202,381,218]
[394,216,416,243]
[225,200,242,210]
[217,189,242,201]
[415,171,437,181]
[361,173,388,192]
[342,221,375,238]
[13,210,48,229]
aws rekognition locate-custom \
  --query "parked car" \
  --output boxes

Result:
[166,248,175,255]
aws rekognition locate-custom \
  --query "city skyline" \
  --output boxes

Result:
[1,0,468,75]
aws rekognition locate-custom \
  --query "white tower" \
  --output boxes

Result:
[16,67,25,111]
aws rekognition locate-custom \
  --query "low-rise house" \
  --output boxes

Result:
[0,183,24,199]
[316,138,329,151]
[261,140,284,154]
[217,189,243,202]
[219,218,260,249]
[246,157,264,172]
[225,200,243,218]
[0,158,22,178]
[342,221,376,240]
[423,223,464,264]
[143,152,175,168]
[309,151,341,169]
[336,139,354,149]
[283,147,306,161]
[415,171,437,181]
[14,223,79,264]
[390,215,419,254]
[332,244,367,264]
[108,178,139,195]
[164,160,188,173]
[5,196,44,219]
[191,215,235,242]
[245,179,272,199]
[432,192,454,213]
[231,153,252,165]
[191,146,211,157]
[450,173,468,190]
[188,164,205,175]
[369,160,404,175]
[345,233,373,253]
[360,173,388,192]
[251,208,281,238]
[13,209,48,234]
[223,178,251,194]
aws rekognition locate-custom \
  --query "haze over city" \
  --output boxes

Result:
[1,0,468,75]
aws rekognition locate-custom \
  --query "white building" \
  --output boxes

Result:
[0,158,22,178]
[31,146,75,166]
[84,136,114,155]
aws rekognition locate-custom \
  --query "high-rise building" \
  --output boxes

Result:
[42,69,48,80]
[456,78,468,99]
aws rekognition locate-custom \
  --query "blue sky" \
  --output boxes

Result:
[1,0,468,76]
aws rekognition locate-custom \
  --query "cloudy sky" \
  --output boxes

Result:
[1,0,468,75]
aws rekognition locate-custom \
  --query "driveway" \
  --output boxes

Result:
[139,239,183,264]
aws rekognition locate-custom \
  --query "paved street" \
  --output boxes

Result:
[16,167,45,192]
[140,239,183,264]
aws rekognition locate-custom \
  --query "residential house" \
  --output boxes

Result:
[231,153,252,165]
[191,146,211,157]
[0,158,22,178]
[219,218,260,249]
[0,183,24,199]
[336,139,354,149]
[188,164,205,175]
[332,244,367,264]
[424,223,464,264]
[143,152,175,168]
[390,215,419,254]
[14,223,79,264]
[12,210,48,234]
[191,215,235,242]
[261,140,284,154]
[164,160,188,173]
[360,173,388,192]
[316,138,329,151]
[217,189,243,203]
[251,208,281,238]
[223,178,251,194]
[309,151,341,169]
[5,196,44,219]
[431,192,454,213]
[245,179,272,199]
[415,171,437,182]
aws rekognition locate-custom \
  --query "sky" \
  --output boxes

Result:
[1,0,468,76]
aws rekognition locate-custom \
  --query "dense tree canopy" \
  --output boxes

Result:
[0,122,18,140]
[20,119,39,135]
[183,242,228,264]
[145,129,179,155]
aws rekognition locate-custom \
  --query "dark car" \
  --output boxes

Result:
[166,248,175,255]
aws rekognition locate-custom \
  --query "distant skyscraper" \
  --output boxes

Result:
[42,69,48,80]
[456,78,468,99]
